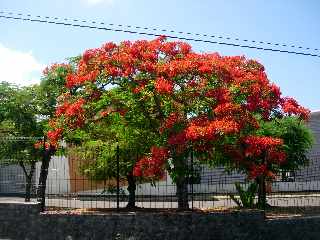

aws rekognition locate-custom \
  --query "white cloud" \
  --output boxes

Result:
[84,0,114,6]
[0,43,44,86]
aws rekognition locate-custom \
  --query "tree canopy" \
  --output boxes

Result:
[46,37,312,209]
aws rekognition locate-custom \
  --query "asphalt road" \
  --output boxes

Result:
[2,194,320,209]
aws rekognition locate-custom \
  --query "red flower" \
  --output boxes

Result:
[65,98,86,117]
[55,102,70,116]
[209,119,240,134]
[281,97,310,120]
[102,42,117,52]
[34,140,50,150]
[154,77,173,94]
[160,112,180,133]
[47,128,63,146]
[133,146,169,178]
[83,48,101,63]
[185,124,208,141]
[168,131,187,145]
[66,70,99,88]
[205,88,230,103]
[132,82,147,94]
[117,109,127,117]
[268,151,286,165]
[242,135,283,157]
[248,164,267,179]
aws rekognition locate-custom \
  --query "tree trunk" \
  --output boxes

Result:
[176,175,189,210]
[257,154,267,209]
[19,161,36,202]
[174,155,189,210]
[25,176,32,202]
[37,146,55,211]
[25,161,36,202]
[126,172,136,209]
[257,176,266,209]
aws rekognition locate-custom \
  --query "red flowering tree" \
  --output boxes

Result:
[36,62,74,206]
[48,37,309,210]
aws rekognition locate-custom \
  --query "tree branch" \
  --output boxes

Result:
[18,161,28,178]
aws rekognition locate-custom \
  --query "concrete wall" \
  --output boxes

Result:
[0,164,36,195]
[0,156,70,196]
[295,112,320,181]
[1,202,320,240]
[35,155,70,194]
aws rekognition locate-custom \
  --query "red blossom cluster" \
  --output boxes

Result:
[281,97,310,120]
[248,164,267,179]
[160,112,181,133]
[48,98,87,146]
[154,77,174,94]
[133,146,169,178]
[55,98,86,122]
[241,136,286,179]
[65,99,86,117]
[205,88,231,103]
[132,81,147,94]
[168,131,187,145]
[66,70,99,89]
[34,140,50,150]
[248,164,277,180]
[185,117,240,142]
[242,136,284,157]
[220,135,287,180]
[47,128,63,146]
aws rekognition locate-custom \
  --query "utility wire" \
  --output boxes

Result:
[0,11,319,58]
[0,136,44,141]
[1,10,318,53]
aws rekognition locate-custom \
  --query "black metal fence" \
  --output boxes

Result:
[2,139,320,215]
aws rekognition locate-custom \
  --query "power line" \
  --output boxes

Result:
[1,10,318,53]
[0,137,44,140]
[0,11,320,58]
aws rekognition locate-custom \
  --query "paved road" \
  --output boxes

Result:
[3,194,320,209]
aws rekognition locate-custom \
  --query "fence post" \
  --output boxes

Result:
[116,143,120,211]
[38,136,48,212]
[191,148,194,211]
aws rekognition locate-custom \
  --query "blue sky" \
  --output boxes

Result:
[0,0,319,110]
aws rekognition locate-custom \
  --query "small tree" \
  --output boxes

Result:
[258,116,314,172]
[0,63,73,205]
[0,82,43,201]
[214,116,313,208]
[255,116,313,207]
[35,63,74,205]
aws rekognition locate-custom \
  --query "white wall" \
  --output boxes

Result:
[35,156,70,194]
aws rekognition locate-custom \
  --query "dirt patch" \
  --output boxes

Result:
[43,206,241,215]
[266,206,320,219]
[43,205,320,219]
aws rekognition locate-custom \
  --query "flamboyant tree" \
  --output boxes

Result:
[47,37,309,209]
[34,63,74,205]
